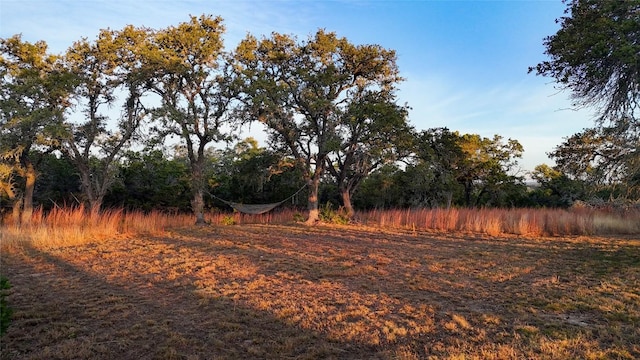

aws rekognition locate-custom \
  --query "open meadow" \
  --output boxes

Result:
[1,207,639,359]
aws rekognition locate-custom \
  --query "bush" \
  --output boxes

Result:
[221,215,236,226]
[0,276,11,337]
[319,202,349,225]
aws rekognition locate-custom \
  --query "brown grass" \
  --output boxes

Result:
[1,206,639,359]
[357,207,640,237]
[1,206,637,250]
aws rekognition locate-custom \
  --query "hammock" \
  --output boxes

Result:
[208,184,307,215]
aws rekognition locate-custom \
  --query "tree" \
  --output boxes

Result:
[61,26,150,214]
[104,150,191,211]
[530,164,586,207]
[142,15,239,225]
[549,127,639,200]
[234,29,403,223]
[0,150,21,221]
[411,128,466,208]
[353,164,406,209]
[408,129,525,207]
[530,0,639,199]
[326,91,413,218]
[32,152,80,210]
[530,0,639,126]
[209,138,303,207]
[455,133,524,207]
[0,35,75,224]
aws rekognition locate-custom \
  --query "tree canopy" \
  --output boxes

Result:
[141,15,240,224]
[531,0,640,203]
[4,10,640,225]
[0,35,75,223]
[233,29,404,223]
[530,0,640,125]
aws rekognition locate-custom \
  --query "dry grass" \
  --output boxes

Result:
[1,208,639,359]
[1,206,637,250]
[357,207,640,237]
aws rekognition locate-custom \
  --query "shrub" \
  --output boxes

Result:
[221,215,236,226]
[319,202,349,225]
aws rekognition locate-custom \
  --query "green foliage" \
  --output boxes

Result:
[209,138,305,208]
[319,202,349,225]
[33,153,81,209]
[531,0,639,203]
[353,164,406,209]
[326,91,414,217]
[549,127,639,201]
[1,35,75,222]
[141,15,237,224]
[531,0,639,125]
[0,276,12,337]
[105,150,191,212]
[221,215,236,226]
[62,25,151,213]
[234,29,404,222]
[292,212,306,223]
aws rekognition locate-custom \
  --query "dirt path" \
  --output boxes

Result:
[1,224,639,359]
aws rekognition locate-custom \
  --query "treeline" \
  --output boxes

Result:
[2,4,639,224]
[11,131,634,219]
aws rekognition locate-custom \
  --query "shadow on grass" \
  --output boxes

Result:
[147,224,640,358]
[0,243,380,360]
[1,224,639,359]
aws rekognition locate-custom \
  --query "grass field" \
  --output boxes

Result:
[1,208,639,359]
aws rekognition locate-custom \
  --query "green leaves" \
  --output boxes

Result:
[531,0,639,123]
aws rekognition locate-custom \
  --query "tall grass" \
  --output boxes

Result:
[0,206,303,249]
[1,205,186,249]
[357,207,640,237]
[2,206,638,249]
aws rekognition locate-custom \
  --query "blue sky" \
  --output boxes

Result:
[1,0,596,173]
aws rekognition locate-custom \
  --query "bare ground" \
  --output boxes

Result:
[1,224,639,359]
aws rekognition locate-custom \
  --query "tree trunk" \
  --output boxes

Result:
[445,191,453,209]
[78,170,96,212]
[20,161,36,225]
[305,178,320,225]
[340,187,354,219]
[11,195,22,226]
[88,196,103,221]
[191,161,206,225]
[464,181,473,207]
[192,188,206,225]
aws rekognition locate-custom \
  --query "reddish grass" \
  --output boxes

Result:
[1,223,638,359]
[356,207,640,237]
[1,206,638,250]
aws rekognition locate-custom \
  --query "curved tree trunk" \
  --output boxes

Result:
[340,187,355,220]
[11,195,22,225]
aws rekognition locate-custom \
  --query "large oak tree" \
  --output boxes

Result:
[62,26,150,214]
[234,30,403,223]
[141,15,239,224]
[0,36,75,223]
[326,92,413,218]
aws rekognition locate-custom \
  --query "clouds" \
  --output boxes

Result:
[400,74,595,172]
[1,0,588,172]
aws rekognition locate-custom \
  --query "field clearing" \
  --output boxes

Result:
[1,223,639,359]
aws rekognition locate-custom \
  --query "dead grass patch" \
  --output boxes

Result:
[1,223,639,359]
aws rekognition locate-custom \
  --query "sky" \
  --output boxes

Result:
[0,0,597,174]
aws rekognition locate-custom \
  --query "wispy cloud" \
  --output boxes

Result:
[2,0,583,172]
[400,75,595,171]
